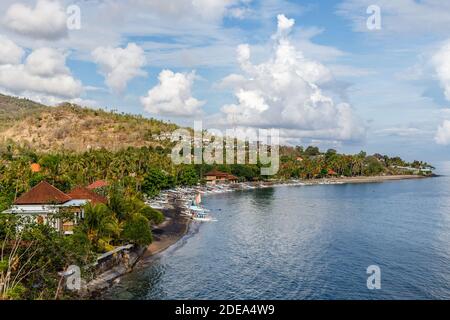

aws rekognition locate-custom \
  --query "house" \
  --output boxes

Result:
[30,163,41,173]
[87,180,109,190]
[87,180,109,196]
[226,174,239,183]
[68,186,107,205]
[327,169,338,176]
[3,181,106,235]
[205,169,239,185]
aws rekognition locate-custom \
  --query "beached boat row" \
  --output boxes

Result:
[144,179,350,220]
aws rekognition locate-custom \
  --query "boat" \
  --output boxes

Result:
[188,193,215,221]
[191,209,215,222]
[146,201,167,209]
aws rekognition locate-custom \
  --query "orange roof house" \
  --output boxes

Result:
[205,170,239,184]
[7,181,109,235]
[30,163,41,173]
[226,174,239,182]
[205,169,229,177]
[14,181,72,205]
[327,169,338,176]
[68,187,107,205]
[87,180,109,190]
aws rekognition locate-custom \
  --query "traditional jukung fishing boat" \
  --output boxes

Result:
[189,193,215,222]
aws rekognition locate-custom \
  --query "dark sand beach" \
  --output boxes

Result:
[144,203,191,258]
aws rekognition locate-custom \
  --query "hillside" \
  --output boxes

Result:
[0,94,48,131]
[0,95,179,152]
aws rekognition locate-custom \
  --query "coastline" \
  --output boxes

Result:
[85,202,191,298]
[95,173,431,298]
[141,174,431,258]
[144,203,191,258]
[290,174,430,185]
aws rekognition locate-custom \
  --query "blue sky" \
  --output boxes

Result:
[1,0,450,162]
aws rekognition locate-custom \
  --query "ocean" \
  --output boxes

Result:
[104,164,450,300]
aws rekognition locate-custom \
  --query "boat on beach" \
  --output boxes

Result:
[188,193,215,222]
[191,210,215,222]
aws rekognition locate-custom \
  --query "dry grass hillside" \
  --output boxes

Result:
[0,95,179,153]
[0,94,47,131]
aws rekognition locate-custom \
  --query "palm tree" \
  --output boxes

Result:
[78,203,120,252]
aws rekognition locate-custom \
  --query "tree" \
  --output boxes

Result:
[121,213,153,246]
[364,156,384,176]
[325,148,337,160]
[1,214,95,300]
[142,168,170,197]
[177,167,198,186]
[304,146,320,156]
[77,203,119,253]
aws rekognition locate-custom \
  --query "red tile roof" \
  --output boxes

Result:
[328,169,337,175]
[205,169,229,177]
[227,174,239,181]
[30,163,41,173]
[14,181,72,205]
[87,180,109,190]
[205,170,239,181]
[68,187,107,205]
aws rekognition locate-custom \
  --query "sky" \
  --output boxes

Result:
[0,0,450,162]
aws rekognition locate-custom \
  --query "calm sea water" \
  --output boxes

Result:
[104,165,450,300]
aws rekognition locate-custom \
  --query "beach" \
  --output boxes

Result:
[144,204,191,257]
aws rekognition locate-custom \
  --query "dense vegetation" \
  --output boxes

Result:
[0,215,95,300]
[0,182,164,299]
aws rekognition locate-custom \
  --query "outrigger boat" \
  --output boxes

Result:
[188,193,215,222]
[191,209,214,222]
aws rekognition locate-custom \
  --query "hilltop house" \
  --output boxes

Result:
[2,181,107,235]
[205,169,239,185]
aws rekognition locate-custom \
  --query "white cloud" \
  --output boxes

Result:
[337,0,450,35]
[218,14,365,142]
[435,120,450,145]
[92,43,147,93]
[141,69,205,117]
[133,0,244,22]
[3,0,68,40]
[375,127,425,137]
[25,47,70,77]
[0,35,24,64]
[0,0,252,71]
[0,38,82,100]
[273,13,295,40]
[432,40,450,101]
